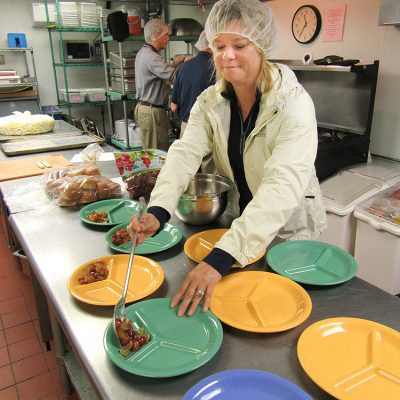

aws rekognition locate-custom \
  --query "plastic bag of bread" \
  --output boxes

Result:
[47,162,101,181]
[45,175,121,206]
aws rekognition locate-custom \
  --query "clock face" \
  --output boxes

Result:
[292,5,322,44]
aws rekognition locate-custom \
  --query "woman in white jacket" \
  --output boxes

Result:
[128,0,327,316]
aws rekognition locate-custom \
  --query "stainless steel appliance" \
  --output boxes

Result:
[275,60,379,181]
[61,40,102,63]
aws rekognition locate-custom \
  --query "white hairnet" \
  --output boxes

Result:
[204,0,279,58]
[144,19,168,42]
[194,30,209,51]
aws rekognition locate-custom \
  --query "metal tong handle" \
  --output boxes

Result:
[120,197,146,303]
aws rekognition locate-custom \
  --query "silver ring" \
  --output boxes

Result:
[195,288,205,298]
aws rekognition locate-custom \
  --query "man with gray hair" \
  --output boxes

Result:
[171,30,215,138]
[135,19,185,151]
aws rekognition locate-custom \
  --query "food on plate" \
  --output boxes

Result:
[111,229,131,245]
[126,169,160,199]
[115,317,150,357]
[78,260,109,285]
[87,211,110,223]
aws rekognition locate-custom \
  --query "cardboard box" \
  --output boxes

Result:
[0,88,35,98]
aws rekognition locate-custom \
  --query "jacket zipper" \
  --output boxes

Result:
[241,105,280,154]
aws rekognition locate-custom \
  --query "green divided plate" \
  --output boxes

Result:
[103,298,223,377]
[266,240,358,286]
[106,222,182,255]
[80,199,139,227]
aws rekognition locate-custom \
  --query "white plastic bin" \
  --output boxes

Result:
[354,182,400,295]
[318,171,383,254]
[59,89,85,103]
[84,88,106,102]
[346,157,400,186]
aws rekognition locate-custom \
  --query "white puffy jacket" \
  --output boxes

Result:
[149,63,327,266]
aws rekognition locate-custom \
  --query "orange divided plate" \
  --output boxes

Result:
[68,255,164,306]
[210,271,312,332]
[297,318,400,400]
[184,229,265,268]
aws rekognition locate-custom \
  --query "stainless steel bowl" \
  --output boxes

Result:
[175,174,233,225]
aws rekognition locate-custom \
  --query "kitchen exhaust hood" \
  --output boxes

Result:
[379,0,400,25]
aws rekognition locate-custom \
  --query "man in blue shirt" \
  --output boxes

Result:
[171,31,215,137]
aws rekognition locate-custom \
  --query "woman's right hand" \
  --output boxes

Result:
[127,213,160,244]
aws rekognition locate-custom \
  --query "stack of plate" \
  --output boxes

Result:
[97,6,113,27]
[59,1,79,27]
[80,2,98,27]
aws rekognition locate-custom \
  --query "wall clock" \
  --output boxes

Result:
[292,5,322,44]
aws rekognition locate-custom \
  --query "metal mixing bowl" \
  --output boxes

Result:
[175,174,233,225]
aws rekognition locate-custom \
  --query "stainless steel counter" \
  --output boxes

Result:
[2,157,400,400]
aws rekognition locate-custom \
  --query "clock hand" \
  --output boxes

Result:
[299,21,307,36]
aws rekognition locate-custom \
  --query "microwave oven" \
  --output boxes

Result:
[61,40,102,63]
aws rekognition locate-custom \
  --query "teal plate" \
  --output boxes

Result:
[266,240,358,286]
[80,199,139,227]
[106,222,182,255]
[103,298,223,377]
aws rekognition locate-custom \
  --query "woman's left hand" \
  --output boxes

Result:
[171,262,222,316]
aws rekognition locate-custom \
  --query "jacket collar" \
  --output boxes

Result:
[143,43,159,53]
[221,82,262,104]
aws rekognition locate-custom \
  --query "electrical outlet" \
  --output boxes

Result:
[0,55,5,64]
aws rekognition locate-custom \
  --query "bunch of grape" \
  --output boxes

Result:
[126,170,160,199]
[115,317,150,357]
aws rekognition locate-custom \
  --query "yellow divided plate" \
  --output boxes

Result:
[184,229,265,268]
[210,271,312,332]
[297,318,400,400]
[68,255,164,306]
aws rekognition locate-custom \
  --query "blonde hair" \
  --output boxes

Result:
[214,46,274,94]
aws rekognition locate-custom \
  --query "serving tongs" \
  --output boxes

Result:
[113,196,146,343]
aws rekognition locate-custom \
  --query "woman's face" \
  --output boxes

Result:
[213,33,262,87]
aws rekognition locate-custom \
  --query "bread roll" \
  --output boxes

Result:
[80,177,97,191]
[66,168,86,177]
[45,178,64,196]
[80,190,97,204]
[60,181,82,201]
[99,180,121,199]
[84,165,101,176]
[58,198,78,207]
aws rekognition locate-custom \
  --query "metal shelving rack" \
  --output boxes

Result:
[0,47,41,114]
[101,32,198,150]
[44,0,106,121]
[102,36,197,150]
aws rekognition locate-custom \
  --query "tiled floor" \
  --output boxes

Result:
[0,223,79,400]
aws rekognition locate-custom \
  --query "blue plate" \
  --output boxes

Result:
[182,369,312,400]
